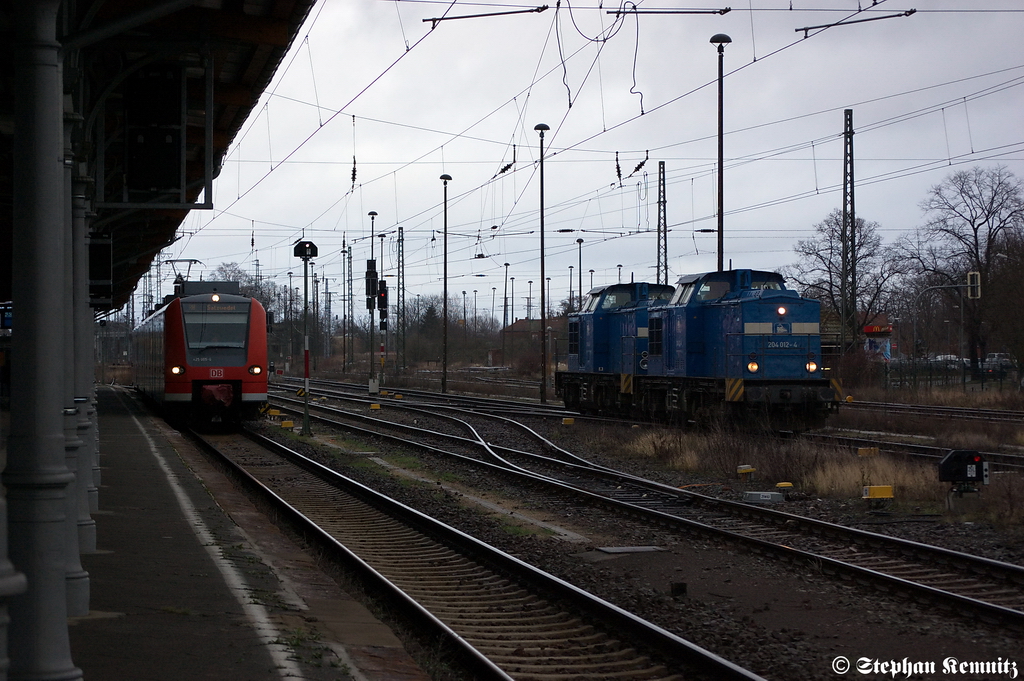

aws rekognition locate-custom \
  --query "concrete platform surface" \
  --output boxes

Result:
[69,386,430,681]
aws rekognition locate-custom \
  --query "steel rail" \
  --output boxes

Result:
[187,424,766,681]
[268,396,1024,629]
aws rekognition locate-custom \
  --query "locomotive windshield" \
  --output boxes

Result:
[182,302,250,349]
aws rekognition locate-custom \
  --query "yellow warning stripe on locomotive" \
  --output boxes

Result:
[620,373,633,395]
[726,378,744,402]
[830,378,842,401]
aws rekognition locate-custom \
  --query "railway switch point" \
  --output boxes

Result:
[736,464,756,481]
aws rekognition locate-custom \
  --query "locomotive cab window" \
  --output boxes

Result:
[751,279,783,290]
[600,290,633,310]
[183,303,250,349]
[671,283,695,305]
[696,280,730,301]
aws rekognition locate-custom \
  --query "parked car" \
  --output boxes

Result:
[982,352,1015,379]
[933,354,967,370]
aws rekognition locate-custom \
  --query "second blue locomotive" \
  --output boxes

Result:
[556,269,840,429]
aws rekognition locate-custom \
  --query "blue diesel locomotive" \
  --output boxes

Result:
[555,269,840,429]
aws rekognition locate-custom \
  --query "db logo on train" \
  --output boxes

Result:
[210,368,224,378]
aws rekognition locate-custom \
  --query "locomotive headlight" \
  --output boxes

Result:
[777,306,787,316]
[747,361,760,373]
[248,365,263,375]
[169,365,185,375]
[211,294,220,302]
[806,361,818,373]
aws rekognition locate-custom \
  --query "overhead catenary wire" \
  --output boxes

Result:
[174,1,1023,291]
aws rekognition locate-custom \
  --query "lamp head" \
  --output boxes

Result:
[440,173,452,182]
[534,123,550,133]
[710,33,732,45]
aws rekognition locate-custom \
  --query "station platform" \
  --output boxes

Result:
[69,386,430,681]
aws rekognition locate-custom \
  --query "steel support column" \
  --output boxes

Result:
[5,1,83,679]
[73,175,98,554]
[62,106,89,618]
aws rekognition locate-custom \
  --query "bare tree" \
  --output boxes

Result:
[897,166,1024,365]
[783,209,905,334]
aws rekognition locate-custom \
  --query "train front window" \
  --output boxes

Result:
[183,304,250,350]
[600,290,633,310]
[696,280,730,301]
[671,283,695,305]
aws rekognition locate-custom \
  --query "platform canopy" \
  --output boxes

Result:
[0,0,317,310]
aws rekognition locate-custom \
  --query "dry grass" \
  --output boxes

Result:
[964,472,1024,526]
[802,456,946,501]
[852,385,1024,410]
[624,431,704,472]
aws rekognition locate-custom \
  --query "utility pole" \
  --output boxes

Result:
[347,245,354,371]
[657,161,668,285]
[397,226,406,373]
[841,108,857,356]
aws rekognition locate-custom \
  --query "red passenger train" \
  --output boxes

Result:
[133,281,268,422]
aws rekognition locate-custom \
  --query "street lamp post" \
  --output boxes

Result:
[502,263,510,366]
[589,269,594,291]
[546,277,551,318]
[440,174,452,393]
[710,33,731,272]
[509,276,515,368]
[294,240,318,435]
[367,211,377,383]
[287,271,294,366]
[576,238,584,311]
[535,123,550,403]
[617,264,622,283]
[568,265,574,312]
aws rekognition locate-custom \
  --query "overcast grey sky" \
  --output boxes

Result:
[164,1,1024,320]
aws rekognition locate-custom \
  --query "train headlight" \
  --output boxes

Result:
[211,294,220,302]
[248,365,263,375]
[169,365,185,375]
[747,361,759,373]
[777,306,787,316]
[806,361,818,373]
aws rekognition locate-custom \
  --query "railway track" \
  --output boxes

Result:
[267,392,1024,630]
[188,425,764,681]
[802,432,1024,471]
[272,376,585,420]
[844,400,1024,424]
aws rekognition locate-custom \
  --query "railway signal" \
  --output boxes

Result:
[294,239,317,436]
